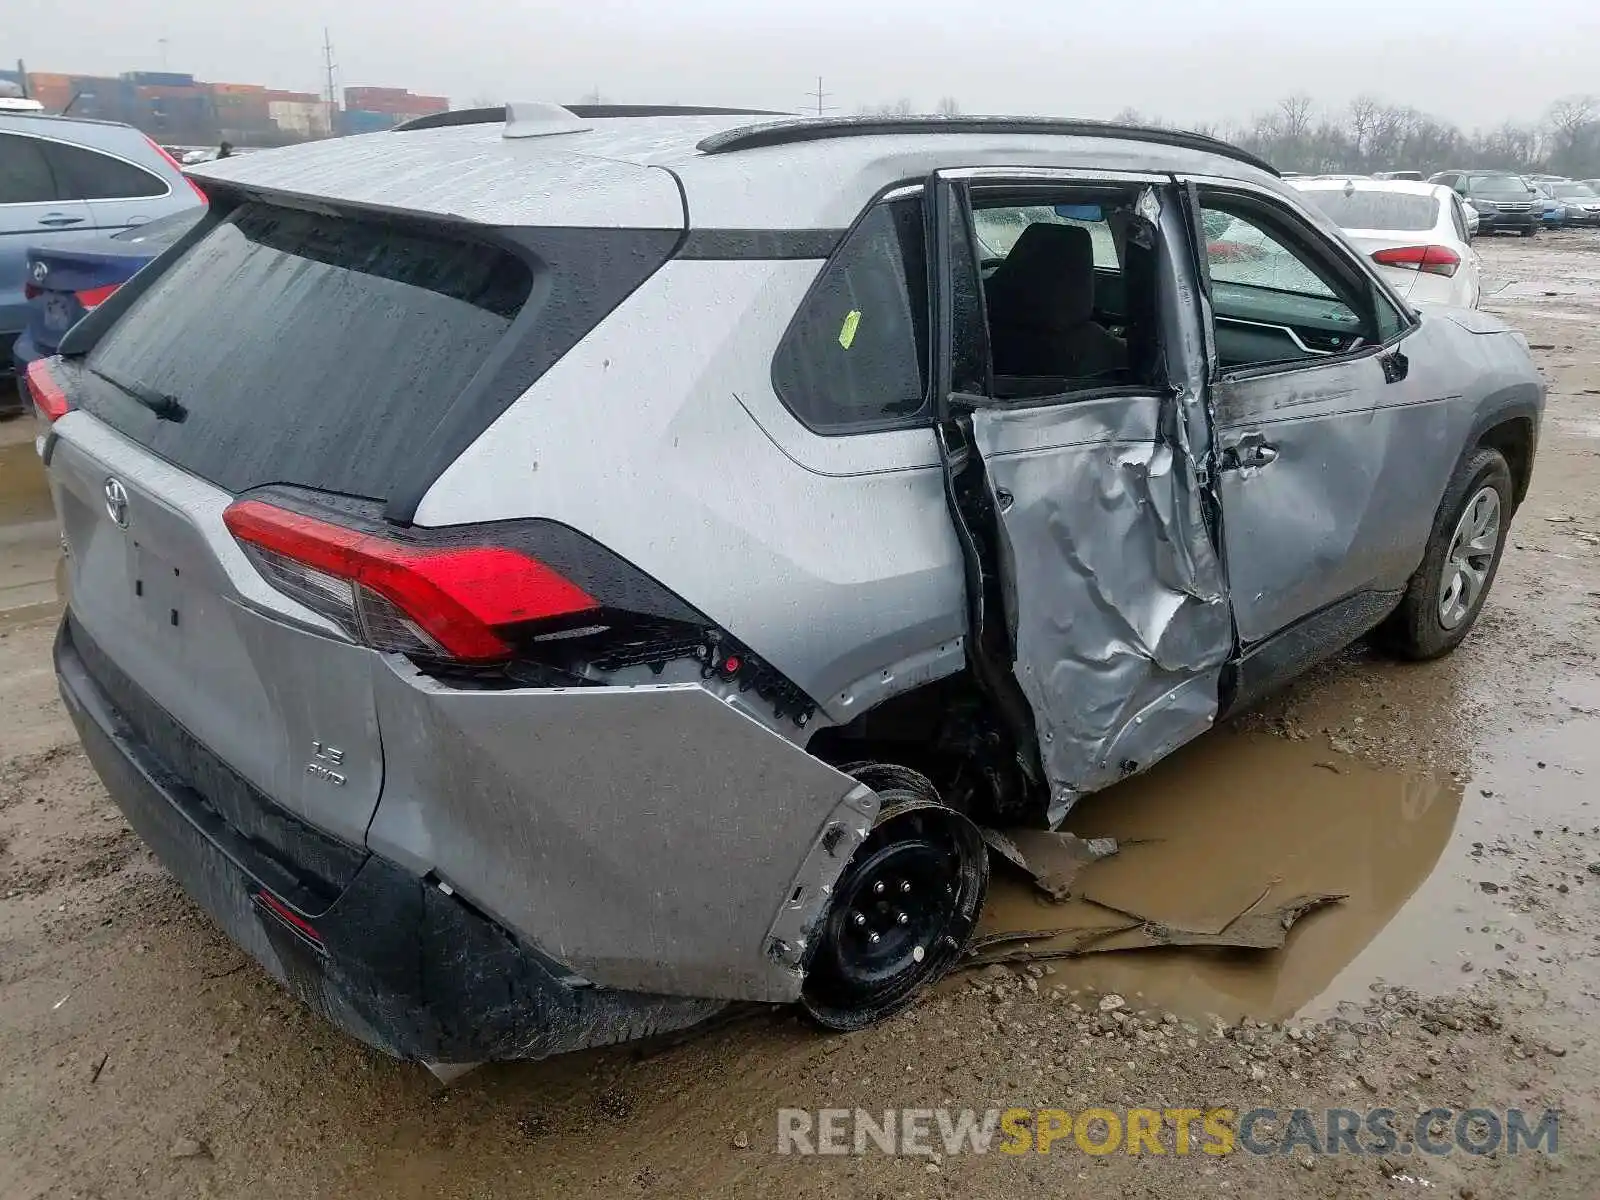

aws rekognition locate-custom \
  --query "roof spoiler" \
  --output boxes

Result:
[393,103,787,135]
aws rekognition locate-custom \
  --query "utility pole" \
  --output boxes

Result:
[322,27,339,136]
[322,28,339,110]
[806,76,833,118]
[158,37,169,69]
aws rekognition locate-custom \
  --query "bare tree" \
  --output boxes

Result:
[1278,93,1314,142]
[1348,94,1380,162]
[936,96,961,117]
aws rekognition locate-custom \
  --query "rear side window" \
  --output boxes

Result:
[771,198,929,434]
[42,141,167,200]
[84,202,533,499]
[0,133,58,203]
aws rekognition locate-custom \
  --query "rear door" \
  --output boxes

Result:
[38,135,177,233]
[929,170,1232,820]
[0,130,92,338]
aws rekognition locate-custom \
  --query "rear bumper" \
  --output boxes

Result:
[55,613,723,1062]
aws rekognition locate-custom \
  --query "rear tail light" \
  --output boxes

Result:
[222,499,599,663]
[1371,244,1461,278]
[24,357,70,424]
[24,282,41,300]
[143,135,209,204]
[75,283,120,310]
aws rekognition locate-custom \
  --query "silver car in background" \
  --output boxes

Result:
[1,111,203,393]
[27,107,1543,1067]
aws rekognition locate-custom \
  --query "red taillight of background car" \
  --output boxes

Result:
[23,357,70,424]
[222,499,599,663]
[75,283,121,310]
[1371,244,1461,278]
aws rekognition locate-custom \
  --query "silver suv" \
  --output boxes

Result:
[31,106,1543,1066]
[2,112,202,388]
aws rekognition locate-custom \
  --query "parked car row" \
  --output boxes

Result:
[1,109,205,408]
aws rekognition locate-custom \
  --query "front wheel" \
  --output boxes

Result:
[801,772,988,1032]
[1377,447,1513,660]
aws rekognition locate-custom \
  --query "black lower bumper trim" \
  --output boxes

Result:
[55,615,723,1061]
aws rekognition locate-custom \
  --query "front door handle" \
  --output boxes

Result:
[38,213,87,227]
[1221,433,1278,471]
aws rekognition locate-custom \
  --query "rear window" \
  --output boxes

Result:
[83,202,534,499]
[1302,190,1438,232]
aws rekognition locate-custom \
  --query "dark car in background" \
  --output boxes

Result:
[12,208,203,376]
[1430,171,1540,236]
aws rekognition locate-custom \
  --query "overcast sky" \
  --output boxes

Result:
[10,0,1597,131]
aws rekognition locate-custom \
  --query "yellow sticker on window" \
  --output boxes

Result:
[838,309,862,350]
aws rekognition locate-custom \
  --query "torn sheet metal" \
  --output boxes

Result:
[965,891,1344,967]
[972,390,1232,816]
[983,827,1118,900]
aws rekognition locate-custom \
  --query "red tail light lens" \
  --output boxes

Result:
[76,283,120,310]
[24,282,41,300]
[1371,244,1460,278]
[223,500,599,663]
[24,357,70,423]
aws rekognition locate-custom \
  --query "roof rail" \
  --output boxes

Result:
[696,116,1279,177]
[394,104,786,133]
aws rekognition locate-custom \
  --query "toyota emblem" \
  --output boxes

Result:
[104,477,130,529]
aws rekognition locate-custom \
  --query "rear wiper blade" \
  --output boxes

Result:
[86,366,188,422]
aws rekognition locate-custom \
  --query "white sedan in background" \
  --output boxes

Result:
[1291,178,1482,309]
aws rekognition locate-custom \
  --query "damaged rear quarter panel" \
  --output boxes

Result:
[364,659,872,1003]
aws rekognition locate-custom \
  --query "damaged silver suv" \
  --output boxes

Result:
[29,105,1542,1067]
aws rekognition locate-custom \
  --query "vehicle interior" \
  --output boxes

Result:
[968,186,1163,399]
[966,185,1375,381]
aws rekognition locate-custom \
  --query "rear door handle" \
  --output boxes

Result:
[38,213,87,227]
[1221,433,1278,471]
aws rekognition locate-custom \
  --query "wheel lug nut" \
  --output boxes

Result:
[868,932,881,944]
[896,911,909,925]
[852,912,866,927]
[899,880,912,894]
[873,880,885,895]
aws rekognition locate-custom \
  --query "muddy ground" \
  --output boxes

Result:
[4,231,1600,1198]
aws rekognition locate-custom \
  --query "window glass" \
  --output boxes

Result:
[1203,210,1336,298]
[771,198,929,433]
[85,202,534,499]
[1300,190,1439,233]
[1468,175,1534,199]
[42,141,166,200]
[1199,199,1379,370]
[0,133,59,203]
[971,204,1119,269]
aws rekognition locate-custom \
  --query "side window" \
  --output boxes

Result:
[1199,197,1378,370]
[771,198,929,434]
[42,141,167,200]
[971,205,1120,270]
[1450,198,1470,242]
[0,133,60,204]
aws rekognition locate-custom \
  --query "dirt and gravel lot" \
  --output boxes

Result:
[4,231,1600,1199]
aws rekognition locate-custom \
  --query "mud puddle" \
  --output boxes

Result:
[970,709,1600,1024]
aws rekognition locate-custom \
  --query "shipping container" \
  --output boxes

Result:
[339,108,399,134]
[123,71,196,88]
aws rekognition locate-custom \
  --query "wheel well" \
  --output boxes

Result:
[1478,416,1534,507]
[806,672,1040,825]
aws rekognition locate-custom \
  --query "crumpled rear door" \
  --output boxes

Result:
[930,175,1233,823]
